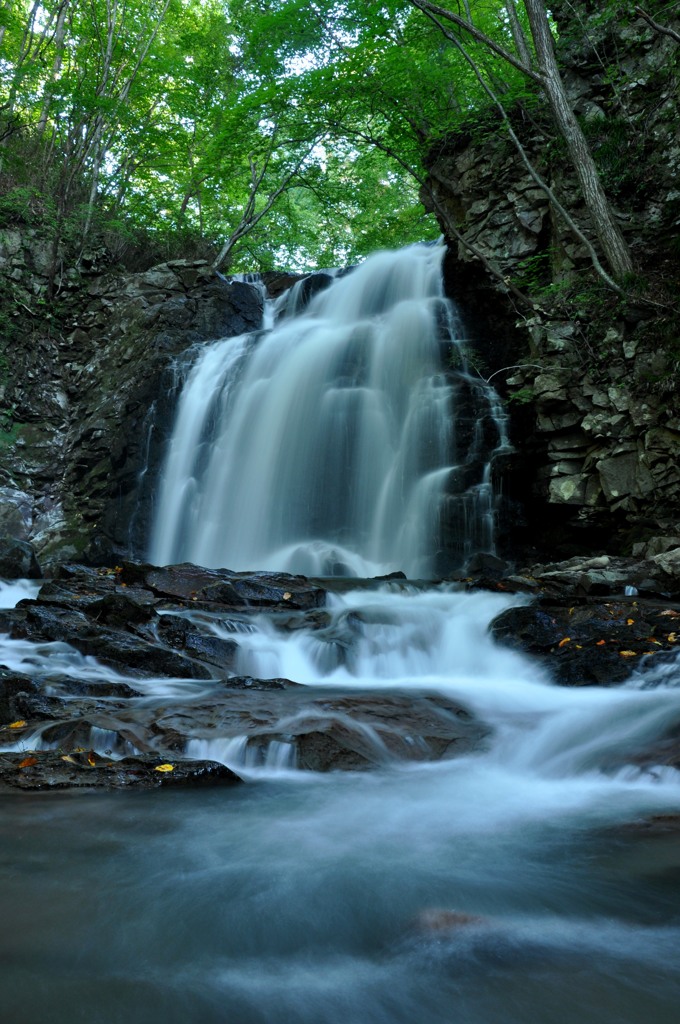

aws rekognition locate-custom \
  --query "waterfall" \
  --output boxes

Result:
[149,243,508,577]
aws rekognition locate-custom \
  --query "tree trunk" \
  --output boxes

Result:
[523,0,633,280]
[37,1,70,138]
[505,1,532,67]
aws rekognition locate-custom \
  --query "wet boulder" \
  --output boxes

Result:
[0,537,42,579]
[0,669,40,723]
[491,598,680,686]
[138,687,489,771]
[155,614,238,672]
[134,562,326,610]
[0,750,241,791]
[5,602,212,679]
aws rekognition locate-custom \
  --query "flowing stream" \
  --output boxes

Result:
[2,245,680,1022]
[1,579,680,1023]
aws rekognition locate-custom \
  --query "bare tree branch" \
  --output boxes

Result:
[409,0,544,82]
[635,6,680,44]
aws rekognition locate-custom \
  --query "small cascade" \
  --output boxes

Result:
[186,735,297,773]
[149,243,509,577]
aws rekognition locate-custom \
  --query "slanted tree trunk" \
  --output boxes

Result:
[505,0,532,67]
[523,0,633,280]
[411,0,634,282]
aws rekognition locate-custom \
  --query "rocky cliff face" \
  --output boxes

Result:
[0,234,262,568]
[426,5,680,561]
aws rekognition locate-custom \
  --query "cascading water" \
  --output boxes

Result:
[149,243,508,577]
[2,576,680,1023]
[4,245,680,1024]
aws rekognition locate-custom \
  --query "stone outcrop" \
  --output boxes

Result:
[0,241,263,568]
[477,549,680,686]
[0,749,241,791]
[426,5,680,560]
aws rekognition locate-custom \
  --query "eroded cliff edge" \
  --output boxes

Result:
[0,247,264,567]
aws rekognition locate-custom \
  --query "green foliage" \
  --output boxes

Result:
[0,0,554,270]
[511,251,554,293]
[0,0,656,273]
[0,186,45,226]
[507,386,536,405]
[582,117,645,201]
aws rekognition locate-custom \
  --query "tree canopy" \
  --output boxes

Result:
[0,1,671,277]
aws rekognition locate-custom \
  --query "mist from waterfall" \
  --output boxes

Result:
[149,244,508,577]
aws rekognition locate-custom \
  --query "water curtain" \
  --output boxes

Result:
[150,244,508,576]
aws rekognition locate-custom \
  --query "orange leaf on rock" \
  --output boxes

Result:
[87,751,96,767]
[558,637,571,647]
[8,720,27,729]
[626,619,635,626]
[18,756,37,769]
[596,640,606,646]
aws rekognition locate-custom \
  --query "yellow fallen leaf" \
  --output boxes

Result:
[558,637,571,647]
[154,764,174,773]
[8,720,27,729]
[61,755,78,764]
[668,633,677,643]
[283,592,292,600]
[619,650,637,657]
[626,619,635,626]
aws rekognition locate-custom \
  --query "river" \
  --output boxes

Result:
[1,579,680,1023]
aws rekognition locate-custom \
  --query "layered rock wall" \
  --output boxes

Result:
[426,5,680,559]
[0,239,262,567]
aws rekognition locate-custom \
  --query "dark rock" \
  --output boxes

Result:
[222,676,299,690]
[0,670,40,723]
[147,688,489,770]
[0,537,42,579]
[156,614,238,671]
[491,597,680,686]
[2,680,488,774]
[6,602,212,679]
[465,553,509,577]
[0,750,241,791]
[53,678,142,699]
[143,563,326,610]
